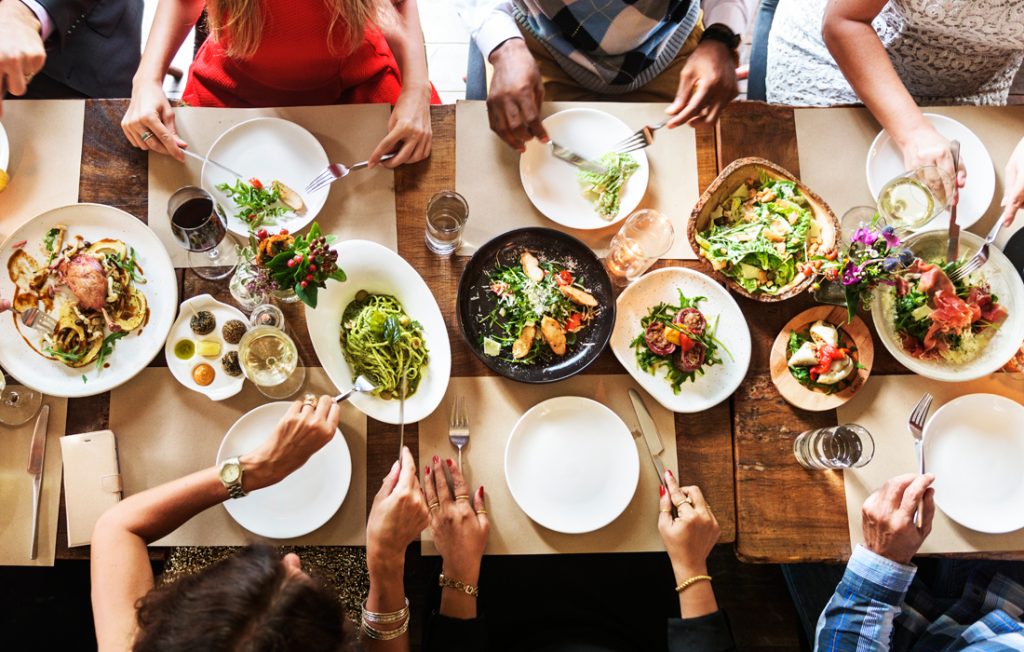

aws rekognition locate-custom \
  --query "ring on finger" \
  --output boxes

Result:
[454,495,471,502]
[428,501,440,511]
[475,508,488,515]
[140,131,154,142]
[673,497,694,509]
[301,393,318,409]
[659,508,672,513]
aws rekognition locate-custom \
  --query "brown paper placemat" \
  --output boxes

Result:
[455,100,699,259]
[147,105,397,267]
[838,374,1024,555]
[0,100,84,239]
[0,393,67,566]
[794,106,1024,238]
[418,375,677,556]
[108,368,367,546]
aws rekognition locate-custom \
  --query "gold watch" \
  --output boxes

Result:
[219,457,247,499]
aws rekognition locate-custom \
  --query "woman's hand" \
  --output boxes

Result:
[1000,137,1024,226]
[369,84,432,169]
[121,78,187,160]
[423,456,488,584]
[659,470,719,580]
[898,123,966,194]
[241,396,340,491]
[366,447,430,575]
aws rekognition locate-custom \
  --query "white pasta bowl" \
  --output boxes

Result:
[305,240,451,424]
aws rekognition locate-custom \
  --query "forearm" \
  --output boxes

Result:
[672,562,719,618]
[383,0,431,95]
[365,557,411,652]
[439,563,480,620]
[822,4,928,148]
[133,0,204,85]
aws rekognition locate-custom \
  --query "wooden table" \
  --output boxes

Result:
[47,99,736,560]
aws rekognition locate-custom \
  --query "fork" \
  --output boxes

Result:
[907,392,933,528]
[611,119,668,154]
[18,308,58,334]
[949,218,1007,283]
[333,375,377,404]
[448,396,469,470]
[304,153,396,194]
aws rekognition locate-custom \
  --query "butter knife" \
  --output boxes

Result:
[946,140,961,263]
[27,404,50,560]
[183,148,247,180]
[628,389,667,488]
[550,142,608,176]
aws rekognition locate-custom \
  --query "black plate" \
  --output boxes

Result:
[1004,227,1024,285]
[456,228,615,383]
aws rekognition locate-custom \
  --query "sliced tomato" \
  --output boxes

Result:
[249,177,264,190]
[556,270,574,286]
[644,322,676,356]
[565,312,583,332]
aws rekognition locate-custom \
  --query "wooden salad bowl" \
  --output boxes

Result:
[688,157,840,302]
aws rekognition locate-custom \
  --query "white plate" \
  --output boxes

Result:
[0,204,177,397]
[216,402,351,538]
[519,108,649,230]
[924,394,1024,533]
[202,118,330,238]
[871,231,1024,382]
[610,267,752,413]
[0,121,9,170]
[305,240,451,424]
[163,294,247,401]
[866,113,995,231]
[504,396,639,534]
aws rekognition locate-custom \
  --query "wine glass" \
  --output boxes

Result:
[877,166,952,230]
[0,373,43,426]
[238,325,306,399]
[168,186,240,281]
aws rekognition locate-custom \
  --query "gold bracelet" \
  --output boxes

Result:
[361,616,410,641]
[439,572,479,597]
[674,574,712,594]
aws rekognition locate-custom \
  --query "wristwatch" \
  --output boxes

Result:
[219,457,247,499]
[699,23,741,52]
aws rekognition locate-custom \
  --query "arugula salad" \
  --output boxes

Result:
[630,290,729,394]
[695,174,823,295]
[577,152,639,220]
[216,177,305,231]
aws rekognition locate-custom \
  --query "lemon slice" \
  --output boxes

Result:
[0,168,8,193]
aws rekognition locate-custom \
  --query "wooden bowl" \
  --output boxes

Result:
[769,305,874,412]
[688,157,839,302]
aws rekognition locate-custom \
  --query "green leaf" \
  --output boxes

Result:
[329,268,346,282]
[383,315,401,344]
[95,331,127,372]
[294,282,318,309]
[308,222,322,239]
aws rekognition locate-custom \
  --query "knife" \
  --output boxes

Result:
[397,375,407,465]
[27,404,49,560]
[946,140,961,263]
[550,141,608,176]
[183,148,247,180]
[628,389,667,488]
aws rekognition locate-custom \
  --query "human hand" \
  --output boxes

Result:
[366,446,430,575]
[861,473,935,565]
[999,136,1024,226]
[369,84,432,168]
[665,40,738,128]
[240,395,340,490]
[121,79,187,160]
[423,455,488,585]
[659,470,720,580]
[0,0,46,117]
[899,123,966,196]
[486,38,548,152]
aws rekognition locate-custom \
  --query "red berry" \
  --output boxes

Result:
[280,229,288,235]
[300,280,308,288]
[257,229,268,239]
[287,260,296,268]
[306,274,314,281]
[309,265,317,272]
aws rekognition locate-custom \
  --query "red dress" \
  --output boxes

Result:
[183,1,439,107]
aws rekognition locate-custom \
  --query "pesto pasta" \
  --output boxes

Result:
[340,291,428,399]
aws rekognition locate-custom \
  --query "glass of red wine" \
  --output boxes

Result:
[168,186,239,280]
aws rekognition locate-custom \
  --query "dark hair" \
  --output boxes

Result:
[133,545,354,651]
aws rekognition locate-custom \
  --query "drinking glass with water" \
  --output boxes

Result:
[425,191,469,255]
[793,423,875,470]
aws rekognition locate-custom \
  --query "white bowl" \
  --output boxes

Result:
[305,240,451,424]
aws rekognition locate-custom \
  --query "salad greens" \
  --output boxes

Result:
[577,152,639,220]
[695,173,820,295]
[216,178,287,231]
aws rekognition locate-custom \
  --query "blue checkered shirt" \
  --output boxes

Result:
[816,546,1024,651]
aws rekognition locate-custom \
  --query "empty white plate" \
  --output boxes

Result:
[0,120,8,170]
[216,402,352,539]
[519,108,649,230]
[924,393,1024,534]
[866,113,995,231]
[504,396,639,534]
[202,117,330,237]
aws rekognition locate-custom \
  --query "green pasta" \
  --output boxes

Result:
[340,292,428,399]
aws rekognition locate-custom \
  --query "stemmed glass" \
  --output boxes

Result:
[168,186,240,280]
[877,166,953,230]
[0,373,43,426]
[238,325,306,399]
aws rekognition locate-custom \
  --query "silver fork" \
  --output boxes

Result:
[18,308,58,334]
[612,119,669,154]
[949,218,1007,283]
[448,396,469,470]
[333,375,377,404]
[304,153,396,194]
[907,392,933,528]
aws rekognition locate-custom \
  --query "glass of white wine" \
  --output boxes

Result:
[238,326,307,399]
[877,166,952,230]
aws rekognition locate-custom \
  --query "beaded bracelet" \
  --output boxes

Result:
[675,574,712,594]
[439,572,480,597]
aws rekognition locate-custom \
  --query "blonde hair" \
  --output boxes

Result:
[206,0,391,58]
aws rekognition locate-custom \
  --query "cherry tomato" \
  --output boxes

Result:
[556,270,574,286]
[565,312,583,332]
[249,178,264,190]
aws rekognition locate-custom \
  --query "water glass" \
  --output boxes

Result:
[167,186,239,281]
[425,190,469,255]
[877,166,952,229]
[793,423,875,470]
[604,209,674,286]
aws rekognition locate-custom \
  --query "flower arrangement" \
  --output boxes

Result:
[242,223,345,309]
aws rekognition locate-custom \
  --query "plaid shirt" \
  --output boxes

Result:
[816,546,1024,651]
